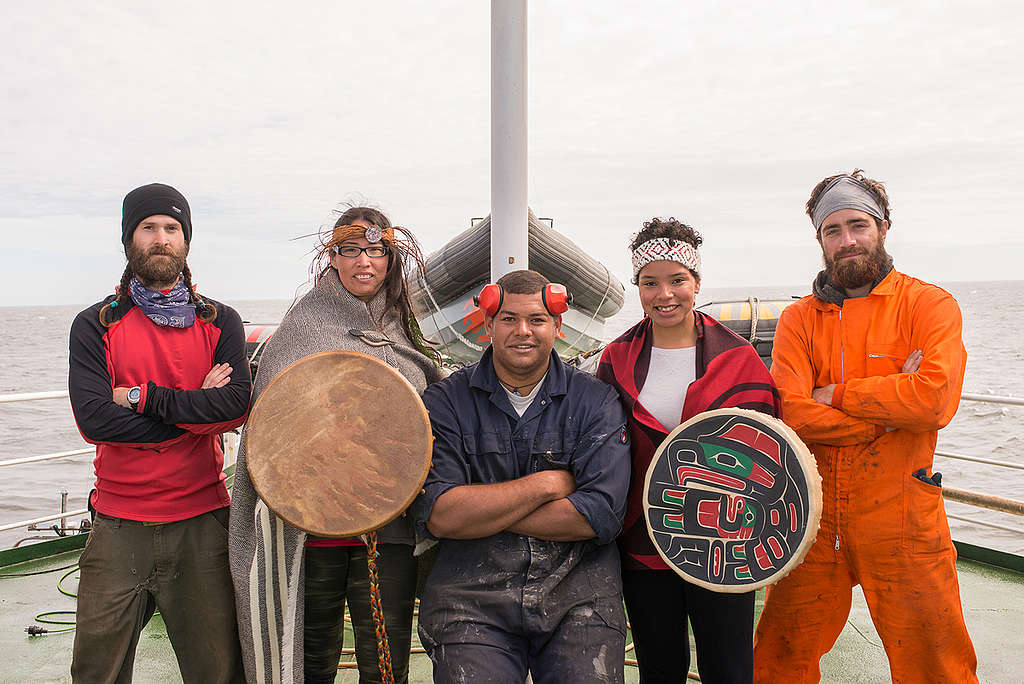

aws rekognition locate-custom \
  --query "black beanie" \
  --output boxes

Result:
[121,183,192,252]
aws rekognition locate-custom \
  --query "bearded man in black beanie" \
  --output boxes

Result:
[68,183,251,683]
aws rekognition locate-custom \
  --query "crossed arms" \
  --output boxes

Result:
[427,469,595,541]
[69,303,252,446]
[415,384,630,545]
[771,292,966,446]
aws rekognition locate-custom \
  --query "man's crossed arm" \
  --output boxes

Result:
[113,363,234,408]
[426,469,596,542]
[811,349,922,407]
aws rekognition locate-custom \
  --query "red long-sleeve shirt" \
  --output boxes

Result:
[69,295,252,522]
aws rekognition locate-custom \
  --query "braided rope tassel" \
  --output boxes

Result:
[365,531,395,684]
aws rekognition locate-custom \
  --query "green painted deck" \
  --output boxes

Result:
[2,546,1020,683]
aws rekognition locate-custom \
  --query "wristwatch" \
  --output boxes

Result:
[127,385,142,411]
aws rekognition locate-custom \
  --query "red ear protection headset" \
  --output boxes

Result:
[473,283,571,316]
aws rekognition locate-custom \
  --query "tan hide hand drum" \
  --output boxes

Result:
[245,351,432,537]
[643,408,822,592]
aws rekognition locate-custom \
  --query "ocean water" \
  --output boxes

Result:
[1,280,1022,553]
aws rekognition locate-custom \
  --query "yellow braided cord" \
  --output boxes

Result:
[366,531,395,684]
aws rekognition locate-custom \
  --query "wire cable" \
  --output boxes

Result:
[24,566,80,636]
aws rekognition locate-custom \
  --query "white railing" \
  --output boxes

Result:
[1,390,94,537]
[945,514,1024,535]
[961,392,1024,407]
[935,450,1024,471]
[0,390,69,404]
[0,448,93,468]
[0,510,90,534]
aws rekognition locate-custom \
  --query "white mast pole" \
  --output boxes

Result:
[490,0,529,281]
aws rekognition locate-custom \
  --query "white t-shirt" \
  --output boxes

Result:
[503,374,548,417]
[637,346,697,431]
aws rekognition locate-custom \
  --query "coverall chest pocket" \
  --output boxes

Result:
[462,431,513,483]
[866,343,910,377]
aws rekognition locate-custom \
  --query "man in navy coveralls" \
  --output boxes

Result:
[412,269,631,684]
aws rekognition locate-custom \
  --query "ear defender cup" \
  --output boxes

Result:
[473,284,504,316]
[474,282,571,316]
[542,283,570,315]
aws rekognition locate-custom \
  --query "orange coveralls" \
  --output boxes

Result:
[753,270,978,683]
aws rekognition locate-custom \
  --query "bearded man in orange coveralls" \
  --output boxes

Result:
[752,170,978,683]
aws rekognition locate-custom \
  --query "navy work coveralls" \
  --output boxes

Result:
[412,348,631,684]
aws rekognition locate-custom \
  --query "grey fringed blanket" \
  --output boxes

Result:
[228,269,442,684]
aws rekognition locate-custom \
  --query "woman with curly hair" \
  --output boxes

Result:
[597,217,781,683]
[229,206,443,684]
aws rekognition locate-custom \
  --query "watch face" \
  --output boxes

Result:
[128,387,141,402]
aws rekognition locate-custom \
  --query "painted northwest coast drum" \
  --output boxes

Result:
[245,350,432,538]
[642,408,822,592]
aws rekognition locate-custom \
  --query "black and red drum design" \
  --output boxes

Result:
[642,408,822,592]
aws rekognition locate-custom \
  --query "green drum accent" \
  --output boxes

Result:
[662,490,685,506]
[663,514,685,531]
[699,442,753,477]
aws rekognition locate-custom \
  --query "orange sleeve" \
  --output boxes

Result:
[836,289,965,432]
[771,305,882,446]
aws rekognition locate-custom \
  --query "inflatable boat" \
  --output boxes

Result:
[408,211,626,365]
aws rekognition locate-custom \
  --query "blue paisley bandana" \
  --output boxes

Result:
[128,276,196,328]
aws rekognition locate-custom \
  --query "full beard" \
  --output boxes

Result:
[824,240,890,291]
[127,242,188,287]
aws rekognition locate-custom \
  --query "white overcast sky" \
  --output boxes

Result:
[2,1,1022,306]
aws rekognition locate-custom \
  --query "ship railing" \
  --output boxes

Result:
[1,391,94,538]
[1,389,1023,537]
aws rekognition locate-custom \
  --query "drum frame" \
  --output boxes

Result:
[245,350,433,538]
[642,408,822,592]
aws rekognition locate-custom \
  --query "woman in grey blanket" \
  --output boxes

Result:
[228,206,443,684]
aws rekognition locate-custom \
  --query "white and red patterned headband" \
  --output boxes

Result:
[631,238,701,281]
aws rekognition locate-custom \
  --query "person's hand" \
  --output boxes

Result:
[112,386,131,408]
[812,384,837,406]
[201,363,232,389]
[535,469,577,500]
[902,349,923,373]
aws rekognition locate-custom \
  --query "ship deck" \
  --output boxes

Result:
[2,545,1021,683]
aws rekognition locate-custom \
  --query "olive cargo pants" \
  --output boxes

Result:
[71,509,244,684]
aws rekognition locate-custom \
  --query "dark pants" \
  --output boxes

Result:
[71,509,244,684]
[426,602,626,684]
[622,569,754,684]
[303,543,417,684]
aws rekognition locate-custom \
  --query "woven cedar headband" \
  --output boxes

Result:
[331,223,396,245]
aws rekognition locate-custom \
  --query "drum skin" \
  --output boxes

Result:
[245,351,433,538]
[642,408,822,592]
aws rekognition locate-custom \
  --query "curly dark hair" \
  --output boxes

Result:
[629,217,703,284]
[806,169,892,235]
